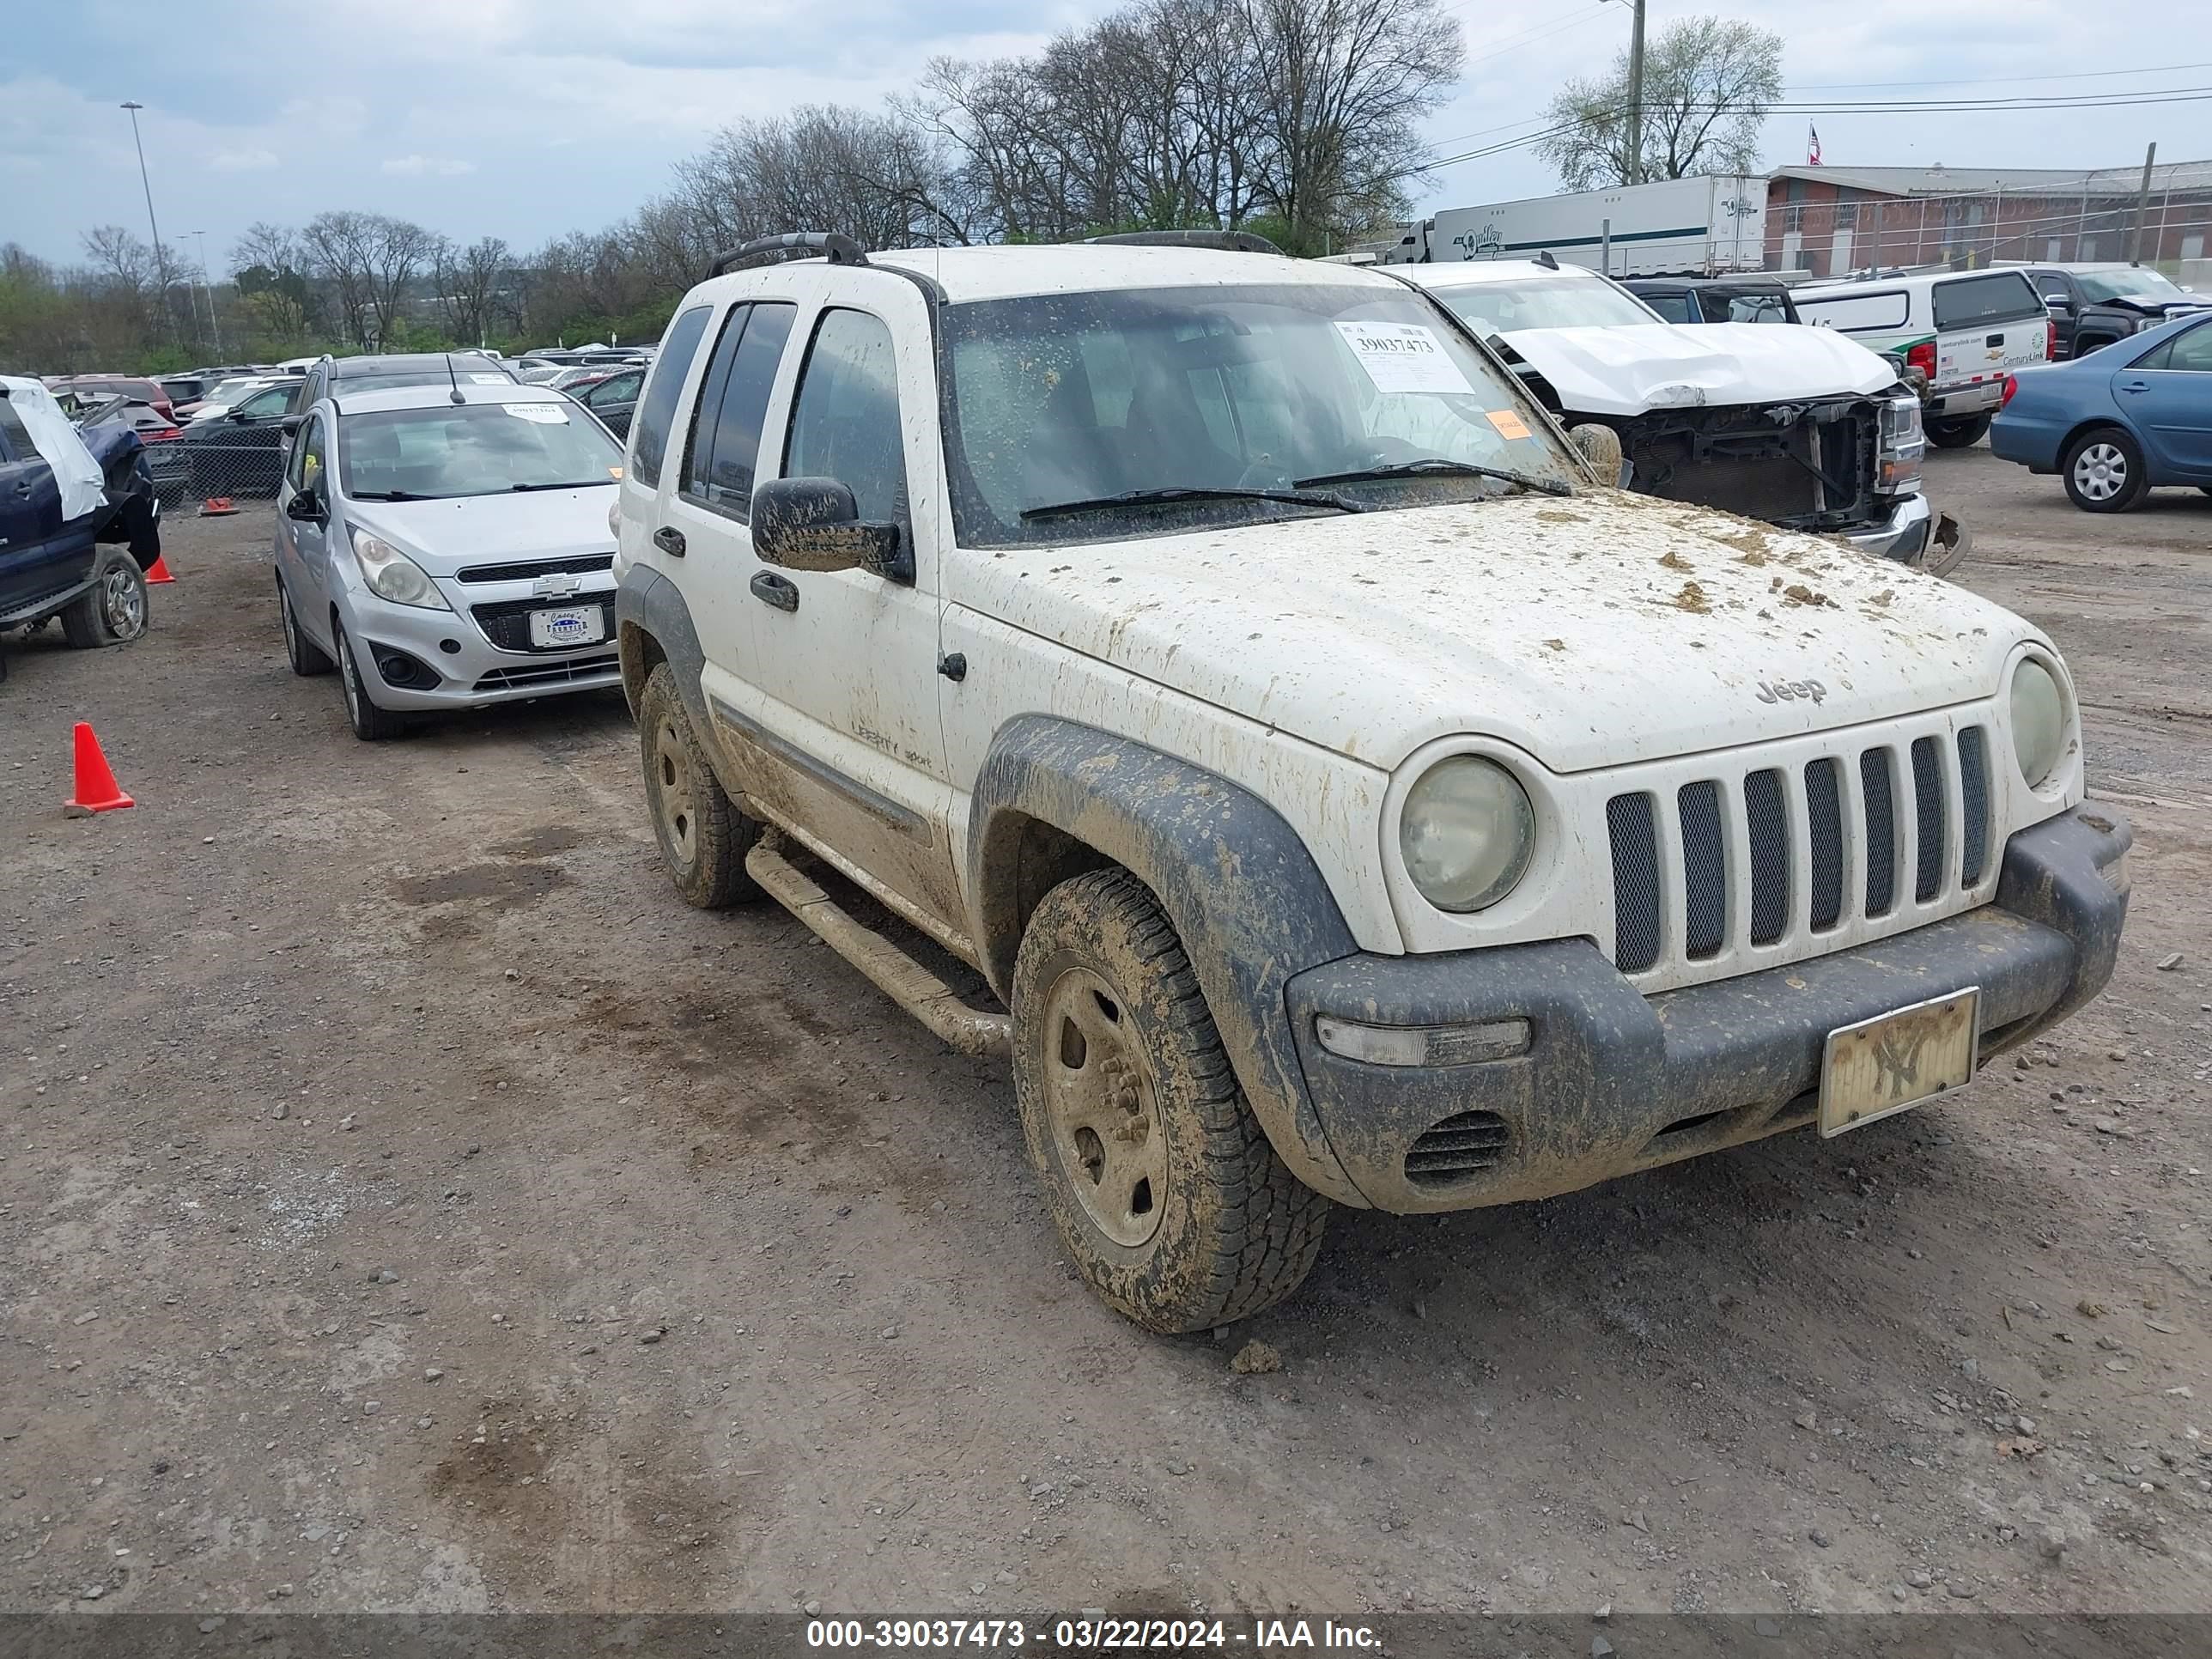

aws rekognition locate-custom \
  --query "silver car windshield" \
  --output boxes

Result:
[941,283,1576,547]
[337,403,623,501]
[1430,273,1658,332]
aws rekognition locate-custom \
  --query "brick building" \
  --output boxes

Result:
[1763,160,2212,278]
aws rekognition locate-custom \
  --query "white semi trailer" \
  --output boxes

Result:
[1384,175,1769,276]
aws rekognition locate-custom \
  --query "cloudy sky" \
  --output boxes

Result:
[4,0,2207,271]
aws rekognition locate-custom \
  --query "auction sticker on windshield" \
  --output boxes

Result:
[505,404,569,423]
[1333,321,1476,397]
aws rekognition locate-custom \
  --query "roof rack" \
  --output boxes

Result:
[1085,229,1284,256]
[712,232,872,277]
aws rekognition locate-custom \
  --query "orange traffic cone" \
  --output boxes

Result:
[198,497,237,518]
[144,553,175,584]
[64,723,134,817]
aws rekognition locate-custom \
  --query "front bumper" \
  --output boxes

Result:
[1285,805,2130,1213]
[1840,490,1933,562]
[339,579,621,712]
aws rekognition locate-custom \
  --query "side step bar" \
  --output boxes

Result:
[744,838,1012,1059]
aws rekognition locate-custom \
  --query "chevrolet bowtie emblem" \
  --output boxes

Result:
[532,573,582,599]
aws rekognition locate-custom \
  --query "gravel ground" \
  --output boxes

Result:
[2,449,2207,1618]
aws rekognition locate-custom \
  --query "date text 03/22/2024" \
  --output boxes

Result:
[804,1618,1381,1650]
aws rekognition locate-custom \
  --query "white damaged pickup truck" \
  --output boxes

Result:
[613,232,2126,1333]
[1395,258,1967,574]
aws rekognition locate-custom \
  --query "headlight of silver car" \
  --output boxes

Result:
[347,527,450,611]
[1399,756,1536,912]
[2010,659,2066,788]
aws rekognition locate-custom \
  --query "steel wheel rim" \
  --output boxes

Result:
[653,717,697,868]
[102,566,144,638]
[1041,965,1167,1249]
[2074,443,2126,501]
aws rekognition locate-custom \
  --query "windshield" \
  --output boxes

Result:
[2075,267,2191,303]
[941,283,1576,546]
[337,401,623,501]
[1426,272,1659,333]
[206,376,281,405]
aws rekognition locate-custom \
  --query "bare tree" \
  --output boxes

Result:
[1534,15,1782,191]
[430,235,514,346]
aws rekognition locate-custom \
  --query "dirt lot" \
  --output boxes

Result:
[2,449,2208,1619]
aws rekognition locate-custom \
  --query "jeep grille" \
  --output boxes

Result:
[1606,723,1993,981]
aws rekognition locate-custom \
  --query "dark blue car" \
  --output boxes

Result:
[1991,308,2212,512]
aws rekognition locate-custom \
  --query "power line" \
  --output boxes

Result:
[1793,60,2212,91]
[1418,86,2212,174]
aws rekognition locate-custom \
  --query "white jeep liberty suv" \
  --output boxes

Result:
[611,230,2130,1333]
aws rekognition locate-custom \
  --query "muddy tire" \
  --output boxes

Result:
[59,546,149,649]
[1925,412,1991,449]
[1011,867,1329,1333]
[637,661,762,908]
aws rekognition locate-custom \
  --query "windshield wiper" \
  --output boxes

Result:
[347,489,440,501]
[1295,459,1572,497]
[510,479,615,492]
[1020,484,1365,522]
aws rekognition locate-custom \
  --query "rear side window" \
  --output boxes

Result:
[682,301,796,518]
[1932,272,2043,331]
[1798,289,1910,332]
[2160,321,2212,372]
[0,396,33,460]
[784,308,908,524]
[629,304,712,489]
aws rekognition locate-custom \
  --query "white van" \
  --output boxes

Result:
[1795,269,2052,447]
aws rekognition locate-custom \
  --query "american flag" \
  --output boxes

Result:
[1808,125,1823,166]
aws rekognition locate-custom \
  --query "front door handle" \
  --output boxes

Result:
[750,571,799,612]
[653,526,686,557]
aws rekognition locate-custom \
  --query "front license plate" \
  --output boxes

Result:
[1819,988,1979,1138]
[527,604,605,648]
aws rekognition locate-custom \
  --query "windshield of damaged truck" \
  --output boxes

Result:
[1429,272,1659,334]
[941,283,1577,546]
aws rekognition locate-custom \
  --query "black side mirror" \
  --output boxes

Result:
[279,413,304,434]
[750,477,909,581]
[284,489,324,524]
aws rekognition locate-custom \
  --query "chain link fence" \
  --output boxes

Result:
[1773,179,2212,282]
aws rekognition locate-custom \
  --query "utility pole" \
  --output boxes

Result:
[2127,141,2158,265]
[1625,0,1648,186]
[119,102,176,345]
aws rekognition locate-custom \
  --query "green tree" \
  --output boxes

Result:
[1534,15,1782,191]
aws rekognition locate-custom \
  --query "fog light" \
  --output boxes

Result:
[1314,1015,1531,1068]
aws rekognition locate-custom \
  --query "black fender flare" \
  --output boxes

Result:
[615,566,744,799]
[968,715,1368,1205]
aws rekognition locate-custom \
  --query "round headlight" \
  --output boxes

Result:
[2010,659,2066,788]
[1399,757,1536,913]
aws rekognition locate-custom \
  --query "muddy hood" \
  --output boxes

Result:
[963,492,2037,775]
[1499,322,1897,417]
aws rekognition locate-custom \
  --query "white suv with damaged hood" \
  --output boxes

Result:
[613,232,2127,1334]
[1395,257,1965,572]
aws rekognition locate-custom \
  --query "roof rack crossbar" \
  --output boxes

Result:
[711,232,871,277]
[1084,229,1285,256]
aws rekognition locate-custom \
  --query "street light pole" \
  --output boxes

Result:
[118,101,177,345]
[194,228,224,357]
